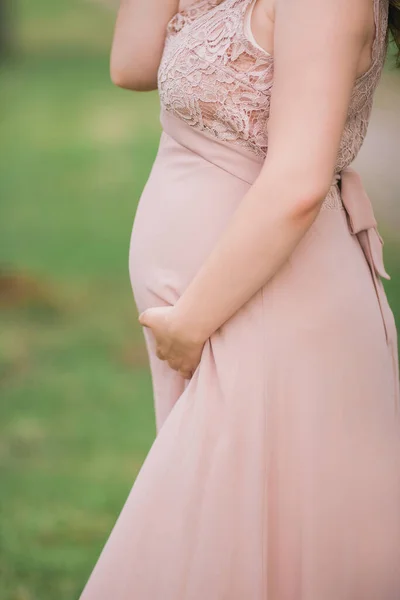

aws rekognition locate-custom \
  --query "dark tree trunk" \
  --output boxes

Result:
[0,0,12,58]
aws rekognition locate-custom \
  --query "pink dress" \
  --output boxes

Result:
[80,0,400,597]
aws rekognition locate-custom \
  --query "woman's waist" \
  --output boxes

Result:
[158,109,263,184]
[158,109,343,210]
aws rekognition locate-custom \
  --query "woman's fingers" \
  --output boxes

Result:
[155,346,165,360]
[161,353,196,379]
[179,369,193,380]
[155,347,199,378]
[140,305,204,376]
[138,309,151,327]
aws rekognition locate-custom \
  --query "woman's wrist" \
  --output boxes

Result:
[169,304,211,347]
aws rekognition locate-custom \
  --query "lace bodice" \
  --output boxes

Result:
[158,0,389,172]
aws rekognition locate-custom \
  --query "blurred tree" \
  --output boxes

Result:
[0,0,12,57]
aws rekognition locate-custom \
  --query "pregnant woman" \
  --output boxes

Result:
[80,0,400,597]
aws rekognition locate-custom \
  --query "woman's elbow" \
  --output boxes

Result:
[259,166,334,220]
[110,64,158,91]
[288,178,333,220]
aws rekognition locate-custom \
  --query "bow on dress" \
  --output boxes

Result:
[337,167,391,344]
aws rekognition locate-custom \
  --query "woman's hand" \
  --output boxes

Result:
[138,306,206,379]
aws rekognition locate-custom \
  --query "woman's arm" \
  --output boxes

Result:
[110,0,180,91]
[139,0,375,377]
[167,0,375,342]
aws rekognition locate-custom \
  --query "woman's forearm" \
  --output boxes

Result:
[168,0,368,344]
[110,0,180,90]
[171,167,330,344]
[137,0,369,377]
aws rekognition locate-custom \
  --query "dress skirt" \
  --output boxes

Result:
[79,110,400,600]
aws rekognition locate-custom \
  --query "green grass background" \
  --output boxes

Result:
[1,2,161,598]
[1,2,399,599]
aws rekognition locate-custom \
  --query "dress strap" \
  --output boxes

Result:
[370,0,390,66]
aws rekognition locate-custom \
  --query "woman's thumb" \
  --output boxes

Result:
[138,310,150,327]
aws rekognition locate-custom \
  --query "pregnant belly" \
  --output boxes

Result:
[129,131,252,313]
[129,130,395,380]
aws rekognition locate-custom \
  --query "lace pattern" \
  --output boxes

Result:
[158,0,389,207]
